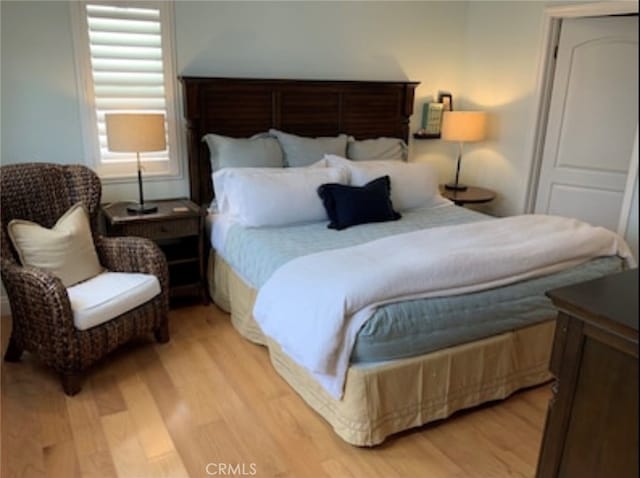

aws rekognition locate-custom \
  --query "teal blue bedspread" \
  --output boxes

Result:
[219,205,624,363]
[351,256,621,362]
[222,205,486,288]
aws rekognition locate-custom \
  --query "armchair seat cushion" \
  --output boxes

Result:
[67,272,161,331]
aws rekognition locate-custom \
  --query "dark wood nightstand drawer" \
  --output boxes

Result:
[101,198,206,305]
[113,217,200,240]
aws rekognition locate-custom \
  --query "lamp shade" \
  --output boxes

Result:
[105,113,166,152]
[441,111,487,143]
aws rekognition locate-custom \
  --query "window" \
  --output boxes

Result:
[72,1,180,179]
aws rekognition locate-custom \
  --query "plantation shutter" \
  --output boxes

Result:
[86,3,169,165]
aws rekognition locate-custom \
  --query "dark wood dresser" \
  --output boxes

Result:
[536,269,638,478]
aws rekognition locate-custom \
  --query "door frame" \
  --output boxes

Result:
[618,126,638,236]
[524,1,639,223]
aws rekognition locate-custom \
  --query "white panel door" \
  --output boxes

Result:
[534,16,638,231]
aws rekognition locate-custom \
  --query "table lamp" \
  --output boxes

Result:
[105,113,166,214]
[441,111,487,191]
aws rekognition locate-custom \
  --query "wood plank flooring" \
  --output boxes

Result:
[1,304,551,478]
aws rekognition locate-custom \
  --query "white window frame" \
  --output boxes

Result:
[71,0,182,181]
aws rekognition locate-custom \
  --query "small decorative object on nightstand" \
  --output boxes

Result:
[101,198,205,304]
[439,184,496,207]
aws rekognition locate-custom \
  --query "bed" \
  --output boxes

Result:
[179,77,629,446]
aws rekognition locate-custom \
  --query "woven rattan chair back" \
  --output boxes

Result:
[0,163,101,264]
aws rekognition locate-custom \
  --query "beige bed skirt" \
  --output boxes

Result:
[208,253,555,446]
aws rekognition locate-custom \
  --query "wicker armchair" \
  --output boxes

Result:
[1,163,169,395]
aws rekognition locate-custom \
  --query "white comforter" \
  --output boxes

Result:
[253,215,634,399]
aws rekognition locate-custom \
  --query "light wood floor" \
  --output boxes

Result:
[1,304,551,478]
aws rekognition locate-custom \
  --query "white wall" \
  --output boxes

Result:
[1,1,85,166]
[1,1,470,202]
[0,1,188,202]
[459,1,547,216]
[176,1,466,81]
[174,1,468,184]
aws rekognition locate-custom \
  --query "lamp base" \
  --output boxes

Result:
[444,183,468,191]
[126,203,158,214]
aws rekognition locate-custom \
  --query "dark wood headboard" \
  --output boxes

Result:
[179,77,419,205]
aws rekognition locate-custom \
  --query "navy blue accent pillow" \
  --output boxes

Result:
[317,175,401,230]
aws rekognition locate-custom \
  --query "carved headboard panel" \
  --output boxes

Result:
[179,77,419,205]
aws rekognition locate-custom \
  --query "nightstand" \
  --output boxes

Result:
[439,185,496,207]
[101,198,205,304]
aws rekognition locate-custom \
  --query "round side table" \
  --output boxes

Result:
[438,185,496,207]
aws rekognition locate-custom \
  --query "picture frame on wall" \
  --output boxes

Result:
[438,92,453,111]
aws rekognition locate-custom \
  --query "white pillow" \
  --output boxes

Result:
[269,129,348,167]
[212,167,348,227]
[203,133,284,171]
[324,155,439,211]
[7,203,103,287]
[346,136,408,161]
